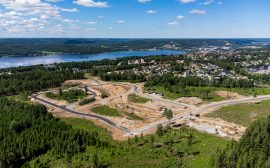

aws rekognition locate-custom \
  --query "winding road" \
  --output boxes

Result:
[32,86,270,137]
[31,94,133,135]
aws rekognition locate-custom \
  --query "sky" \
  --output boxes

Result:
[0,0,269,38]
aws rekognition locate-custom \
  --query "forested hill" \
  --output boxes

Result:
[0,97,110,167]
[0,67,84,96]
[212,116,270,168]
[0,38,268,56]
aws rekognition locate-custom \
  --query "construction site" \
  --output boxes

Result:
[31,78,270,141]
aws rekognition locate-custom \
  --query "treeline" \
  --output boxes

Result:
[0,98,109,167]
[212,116,270,168]
[0,38,236,56]
[99,72,146,83]
[0,68,84,96]
[145,73,255,91]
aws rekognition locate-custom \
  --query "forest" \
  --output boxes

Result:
[212,116,270,168]
[145,73,255,91]
[0,67,84,96]
[0,38,253,56]
[0,98,109,168]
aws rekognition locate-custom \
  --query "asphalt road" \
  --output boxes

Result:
[31,94,133,135]
[32,86,270,136]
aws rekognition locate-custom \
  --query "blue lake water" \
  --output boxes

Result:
[0,50,185,69]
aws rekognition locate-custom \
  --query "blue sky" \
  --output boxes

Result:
[0,0,269,38]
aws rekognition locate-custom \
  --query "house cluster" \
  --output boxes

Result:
[128,58,146,65]
[0,71,12,76]
[249,65,270,74]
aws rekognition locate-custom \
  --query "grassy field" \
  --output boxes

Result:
[8,92,30,102]
[206,100,270,127]
[91,105,121,117]
[91,105,143,120]
[128,93,150,103]
[61,118,112,141]
[28,118,227,168]
[45,89,87,103]
[123,111,144,121]
[147,86,270,102]
[148,86,225,102]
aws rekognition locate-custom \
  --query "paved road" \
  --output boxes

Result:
[31,94,133,135]
[32,85,270,137]
[192,95,270,115]
[132,94,270,135]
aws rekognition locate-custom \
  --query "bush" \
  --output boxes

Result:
[79,97,96,106]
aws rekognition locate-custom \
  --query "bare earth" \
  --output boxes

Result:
[31,78,270,141]
[215,91,246,99]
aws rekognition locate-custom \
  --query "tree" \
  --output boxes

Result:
[253,91,257,98]
[156,124,164,137]
[134,135,139,144]
[164,108,173,122]
[149,135,155,147]
[59,88,63,96]
[187,132,194,147]
[93,153,99,168]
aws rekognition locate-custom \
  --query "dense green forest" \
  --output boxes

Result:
[212,116,270,168]
[0,38,258,56]
[145,73,255,90]
[0,67,84,96]
[0,98,108,168]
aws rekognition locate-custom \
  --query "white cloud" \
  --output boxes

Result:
[86,28,96,31]
[0,0,61,19]
[0,0,80,36]
[176,15,184,20]
[86,21,97,24]
[73,0,108,8]
[168,15,184,26]
[63,19,76,23]
[168,21,178,26]
[60,8,79,12]
[180,0,196,4]
[146,10,156,14]
[138,0,151,3]
[116,20,125,23]
[189,9,207,15]
[46,0,63,2]
[199,0,214,5]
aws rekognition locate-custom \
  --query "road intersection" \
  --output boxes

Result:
[31,83,270,139]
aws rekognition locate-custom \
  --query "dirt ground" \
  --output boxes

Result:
[176,97,203,105]
[34,79,189,140]
[215,91,246,99]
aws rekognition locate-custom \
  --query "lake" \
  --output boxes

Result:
[0,50,185,69]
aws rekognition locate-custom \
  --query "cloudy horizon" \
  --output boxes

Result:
[0,0,269,38]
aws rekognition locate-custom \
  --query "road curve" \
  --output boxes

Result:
[32,90,270,137]
[192,95,270,115]
[31,94,133,135]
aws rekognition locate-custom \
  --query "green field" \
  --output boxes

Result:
[206,100,270,127]
[79,97,96,106]
[128,94,150,103]
[8,92,30,102]
[45,89,87,103]
[147,86,270,102]
[91,105,143,120]
[28,118,227,168]
[148,86,225,102]
[91,105,121,117]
